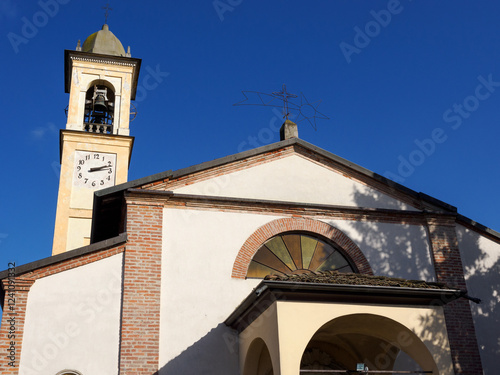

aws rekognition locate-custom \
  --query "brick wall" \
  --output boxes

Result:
[119,198,163,374]
[0,278,34,374]
[426,216,483,374]
[232,217,373,278]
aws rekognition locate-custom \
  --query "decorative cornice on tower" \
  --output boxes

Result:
[70,55,137,67]
[64,50,141,100]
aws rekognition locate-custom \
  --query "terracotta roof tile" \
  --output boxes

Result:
[264,271,450,290]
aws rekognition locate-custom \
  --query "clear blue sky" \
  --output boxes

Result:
[1,0,500,270]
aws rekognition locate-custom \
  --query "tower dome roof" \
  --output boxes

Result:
[82,24,127,57]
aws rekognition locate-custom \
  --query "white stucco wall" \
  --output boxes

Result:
[174,154,419,211]
[159,209,277,373]
[159,207,437,373]
[19,253,123,375]
[456,224,500,375]
[325,219,435,281]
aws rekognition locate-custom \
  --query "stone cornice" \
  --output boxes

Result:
[70,55,137,67]
[125,188,456,225]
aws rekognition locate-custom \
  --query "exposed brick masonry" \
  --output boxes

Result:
[426,216,483,374]
[0,279,34,374]
[119,199,163,374]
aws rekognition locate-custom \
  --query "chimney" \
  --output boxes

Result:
[280,119,298,141]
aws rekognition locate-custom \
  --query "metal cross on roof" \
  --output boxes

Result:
[272,84,298,120]
[234,84,329,130]
[103,3,113,24]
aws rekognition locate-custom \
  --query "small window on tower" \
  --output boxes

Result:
[83,84,115,134]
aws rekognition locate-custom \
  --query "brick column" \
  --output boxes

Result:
[119,199,163,374]
[426,217,483,374]
[0,278,35,374]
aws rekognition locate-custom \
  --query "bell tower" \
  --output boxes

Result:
[52,24,141,255]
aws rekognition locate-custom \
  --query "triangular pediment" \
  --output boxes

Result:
[169,153,418,210]
[134,140,428,211]
[92,139,463,242]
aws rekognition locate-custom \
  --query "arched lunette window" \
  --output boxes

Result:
[56,370,83,375]
[247,232,357,278]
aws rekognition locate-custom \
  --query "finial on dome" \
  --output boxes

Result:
[81,24,127,57]
[102,3,112,24]
[76,39,82,51]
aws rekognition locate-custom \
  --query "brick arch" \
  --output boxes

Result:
[231,218,373,279]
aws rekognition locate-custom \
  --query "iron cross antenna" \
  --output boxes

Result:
[272,84,298,120]
[103,3,113,24]
[234,84,329,130]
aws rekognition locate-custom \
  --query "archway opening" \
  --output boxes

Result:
[300,314,436,374]
[243,338,274,375]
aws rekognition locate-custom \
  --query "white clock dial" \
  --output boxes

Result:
[73,151,117,189]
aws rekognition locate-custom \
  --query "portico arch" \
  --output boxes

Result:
[243,338,274,375]
[300,314,439,374]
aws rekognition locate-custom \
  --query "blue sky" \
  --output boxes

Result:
[1,0,500,270]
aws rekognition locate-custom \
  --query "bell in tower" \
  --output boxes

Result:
[64,23,141,136]
[53,24,141,255]
[84,84,115,133]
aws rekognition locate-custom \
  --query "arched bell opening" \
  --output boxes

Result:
[83,81,116,134]
[300,314,438,374]
[243,338,274,375]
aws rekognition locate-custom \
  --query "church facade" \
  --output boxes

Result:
[0,24,499,375]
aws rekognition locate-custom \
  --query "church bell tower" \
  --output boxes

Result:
[52,24,141,255]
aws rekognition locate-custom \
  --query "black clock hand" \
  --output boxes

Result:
[88,165,111,172]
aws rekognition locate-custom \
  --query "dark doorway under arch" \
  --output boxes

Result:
[300,314,436,374]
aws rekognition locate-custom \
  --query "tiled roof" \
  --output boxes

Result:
[264,271,450,290]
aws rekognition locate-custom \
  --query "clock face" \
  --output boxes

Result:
[73,151,117,189]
